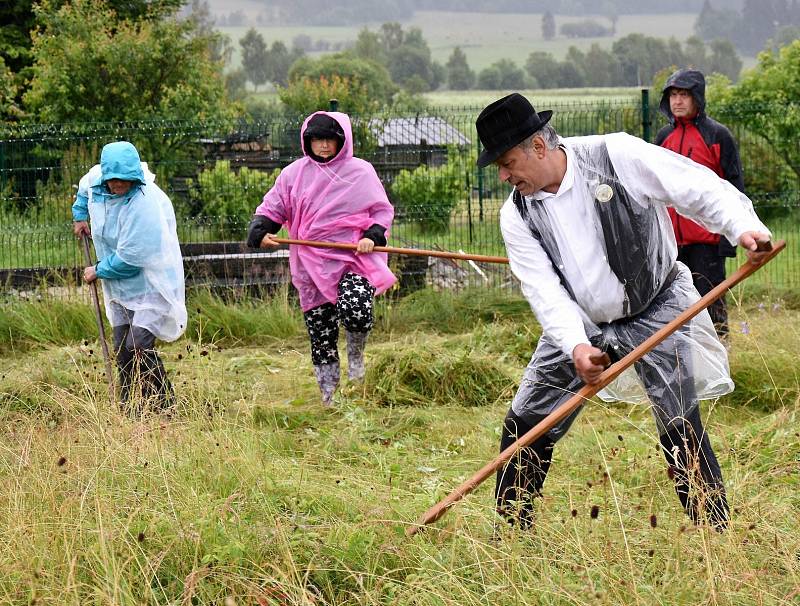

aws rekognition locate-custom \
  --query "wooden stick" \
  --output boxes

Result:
[406,240,785,537]
[81,235,115,398]
[271,237,510,264]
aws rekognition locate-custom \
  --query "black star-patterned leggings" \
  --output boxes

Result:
[303,272,376,365]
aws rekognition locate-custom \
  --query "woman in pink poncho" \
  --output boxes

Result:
[247,111,396,405]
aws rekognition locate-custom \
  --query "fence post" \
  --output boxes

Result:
[641,88,651,143]
[477,141,485,222]
[329,99,338,112]
[419,137,429,166]
[465,166,474,244]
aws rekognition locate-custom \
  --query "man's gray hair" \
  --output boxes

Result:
[519,124,560,152]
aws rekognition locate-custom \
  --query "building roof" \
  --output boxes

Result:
[370,117,471,147]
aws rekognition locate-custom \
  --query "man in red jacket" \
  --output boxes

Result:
[656,68,745,340]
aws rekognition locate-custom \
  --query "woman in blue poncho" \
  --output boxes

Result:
[72,141,186,412]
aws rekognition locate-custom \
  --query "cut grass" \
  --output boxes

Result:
[0,310,800,606]
[365,341,515,407]
[0,288,797,602]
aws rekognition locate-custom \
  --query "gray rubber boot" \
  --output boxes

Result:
[345,330,369,381]
[313,361,340,406]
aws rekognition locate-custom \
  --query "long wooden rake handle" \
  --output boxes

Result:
[406,240,786,537]
[271,237,510,264]
[81,235,116,397]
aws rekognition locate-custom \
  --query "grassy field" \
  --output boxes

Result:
[423,87,643,108]
[217,12,701,74]
[0,287,798,602]
[244,86,645,113]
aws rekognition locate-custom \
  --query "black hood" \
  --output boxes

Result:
[659,68,706,123]
[302,113,346,163]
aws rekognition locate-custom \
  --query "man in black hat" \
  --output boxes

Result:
[656,68,745,341]
[476,93,771,530]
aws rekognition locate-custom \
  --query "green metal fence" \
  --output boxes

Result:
[0,93,797,298]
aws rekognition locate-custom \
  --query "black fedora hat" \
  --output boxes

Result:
[475,93,553,168]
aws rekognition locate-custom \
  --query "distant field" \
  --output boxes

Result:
[424,87,643,108]
[218,11,707,73]
[409,11,698,72]
[245,87,644,110]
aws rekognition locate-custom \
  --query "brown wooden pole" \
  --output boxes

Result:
[406,240,785,537]
[271,237,510,265]
[81,235,116,397]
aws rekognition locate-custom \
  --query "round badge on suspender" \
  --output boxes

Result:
[595,183,614,203]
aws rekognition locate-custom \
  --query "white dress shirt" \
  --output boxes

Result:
[500,132,769,359]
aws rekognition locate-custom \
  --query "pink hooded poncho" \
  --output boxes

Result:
[254,111,397,311]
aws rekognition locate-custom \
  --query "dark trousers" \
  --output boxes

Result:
[112,322,174,412]
[677,243,728,339]
[495,410,555,528]
[303,273,375,366]
[495,405,728,529]
[496,323,729,529]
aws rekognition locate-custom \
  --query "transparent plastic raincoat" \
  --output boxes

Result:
[500,133,769,438]
[253,111,396,312]
[72,142,186,342]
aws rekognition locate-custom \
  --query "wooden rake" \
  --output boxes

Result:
[80,234,116,397]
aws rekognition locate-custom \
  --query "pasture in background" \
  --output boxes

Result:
[217,12,707,74]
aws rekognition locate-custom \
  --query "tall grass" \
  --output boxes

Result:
[186,286,304,344]
[378,287,533,334]
[0,289,797,603]
[0,286,533,352]
[0,296,97,353]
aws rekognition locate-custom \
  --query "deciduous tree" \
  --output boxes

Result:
[0,57,21,120]
[24,0,234,123]
[477,59,526,90]
[525,51,565,89]
[446,47,475,90]
[240,28,269,91]
[265,40,304,87]
[541,11,556,41]
[612,34,685,86]
[389,45,433,92]
[287,53,396,108]
[353,28,385,64]
[684,35,709,73]
[709,40,800,185]
[708,38,742,81]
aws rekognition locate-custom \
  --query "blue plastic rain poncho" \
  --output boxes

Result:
[72,142,186,341]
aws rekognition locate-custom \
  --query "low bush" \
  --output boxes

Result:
[391,156,466,234]
[186,160,280,224]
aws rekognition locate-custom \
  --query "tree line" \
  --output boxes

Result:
[234,23,742,95]
[0,0,795,126]
[449,33,740,90]
[695,0,800,55]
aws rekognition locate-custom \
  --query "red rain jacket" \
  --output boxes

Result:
[656,69,744,254]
